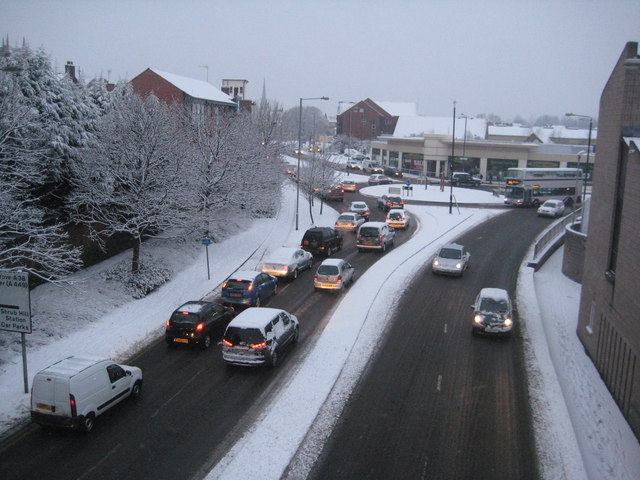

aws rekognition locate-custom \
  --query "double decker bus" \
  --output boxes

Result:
[503,167,583,207]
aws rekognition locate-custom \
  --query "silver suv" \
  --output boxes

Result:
[222,307,299,367]
[357,221,395,252]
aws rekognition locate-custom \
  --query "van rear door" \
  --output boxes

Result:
[31,375,71,416]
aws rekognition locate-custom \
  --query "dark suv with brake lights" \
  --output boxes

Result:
[166,301,235,349]
[301,227,343,256]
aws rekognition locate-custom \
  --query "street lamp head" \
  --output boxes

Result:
[321,96,329,101]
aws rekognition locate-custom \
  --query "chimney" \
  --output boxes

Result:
[65,61,78,83]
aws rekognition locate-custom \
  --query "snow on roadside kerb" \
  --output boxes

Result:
[208,206,504,480]
[517,261,588,480]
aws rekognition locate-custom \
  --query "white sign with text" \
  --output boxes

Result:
[0,271,31,333]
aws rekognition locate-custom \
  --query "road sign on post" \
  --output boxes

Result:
[202,238,213,280]
[0,270,31,393]
[0,271,31,334]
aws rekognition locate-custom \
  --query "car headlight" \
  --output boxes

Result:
[455,262,462,269]
[432,259,440,266]
[474,314,484,324]
[504,318,513,327]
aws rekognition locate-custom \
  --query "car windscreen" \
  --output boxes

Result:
[439,248,462,259]
[388,212,403,220]
[352,203,367,209]
[542,201,558,207]
[337,215,353,222]
[223,327,264,346]
[225,280,251,290]
[359,227,380,237]
[317,265,339,275]
[389,197,401,202]
[479,298,509,314]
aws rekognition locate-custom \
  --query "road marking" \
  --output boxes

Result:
[77,443,122,479]
[436,375,442,392]
[444,323,448,334]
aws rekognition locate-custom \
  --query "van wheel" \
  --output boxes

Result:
[82,414,95,433]
[201,334,212,350]
[131,381,142,399]
[270,350,278,367]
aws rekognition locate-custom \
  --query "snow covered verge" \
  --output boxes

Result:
[520,247,640,480]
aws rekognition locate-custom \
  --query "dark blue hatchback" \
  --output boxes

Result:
[221,270,278,308]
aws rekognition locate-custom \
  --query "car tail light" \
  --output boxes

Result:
[222,282,228,288]
[165,320,171,329]
[314,275,319,281]
[70,394,77,416]
[196,323,205,332]
[251,342,268,350]
[247,284,253,291]
[379,234,384,243]
[222,339,233,347]
[337,275,343,283]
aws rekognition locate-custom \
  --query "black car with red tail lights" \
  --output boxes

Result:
[165,301,235,349]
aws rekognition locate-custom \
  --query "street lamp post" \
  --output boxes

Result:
[565,113,593,204]
[296,96,329,230]
[449,101,456,214]
[339,101,356,176]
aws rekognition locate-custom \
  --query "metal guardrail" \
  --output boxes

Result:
[532,208,582,260]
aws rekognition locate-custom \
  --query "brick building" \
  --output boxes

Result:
[130,68,237,116]
[336,99,416,140]
[576,41,640,439]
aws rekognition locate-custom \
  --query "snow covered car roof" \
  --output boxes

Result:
[227,307,289,330]
[263,247,303,264]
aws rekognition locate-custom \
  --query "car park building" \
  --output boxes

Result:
[575,41,640,440]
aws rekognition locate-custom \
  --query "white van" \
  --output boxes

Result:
[30,355,143,432]
[360,159,383,173]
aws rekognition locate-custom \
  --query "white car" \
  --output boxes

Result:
[335,212,365,232]
[537,199,566,217]
[471,288,514,336]
[261,247,313,279]
[432,243,470,276]
[313,258,356,292]
[385,209,410,229]
[349,201,370,221]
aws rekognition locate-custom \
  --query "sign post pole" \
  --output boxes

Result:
[0,270,31,393]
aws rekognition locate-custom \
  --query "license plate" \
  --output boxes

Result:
[230,292,241,297]
[37,403,53,412]
[364,241,374,246]
[174,338,189,344]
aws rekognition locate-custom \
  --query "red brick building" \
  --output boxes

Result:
[337,98,416,140]
[130,68,237,116]
[577,42,640,438]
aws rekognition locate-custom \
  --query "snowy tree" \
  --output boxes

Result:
[280,106,331,147]
[6,46,99,216]
[0,71,82,282]
[298,153,340,224]
[69,89,188,273]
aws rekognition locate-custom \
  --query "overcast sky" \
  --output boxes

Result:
[3,0,638,122]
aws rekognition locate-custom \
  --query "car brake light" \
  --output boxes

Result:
[251,342,268,350]
[222,339,233,347]
[314,275,318,281]
[222,282,228,288]
[70,394,77,416]
[247,284,253,291]
[165,320,170,329]
[379,234,383,243]
[196,323,204,332]
[337,275,343,283]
